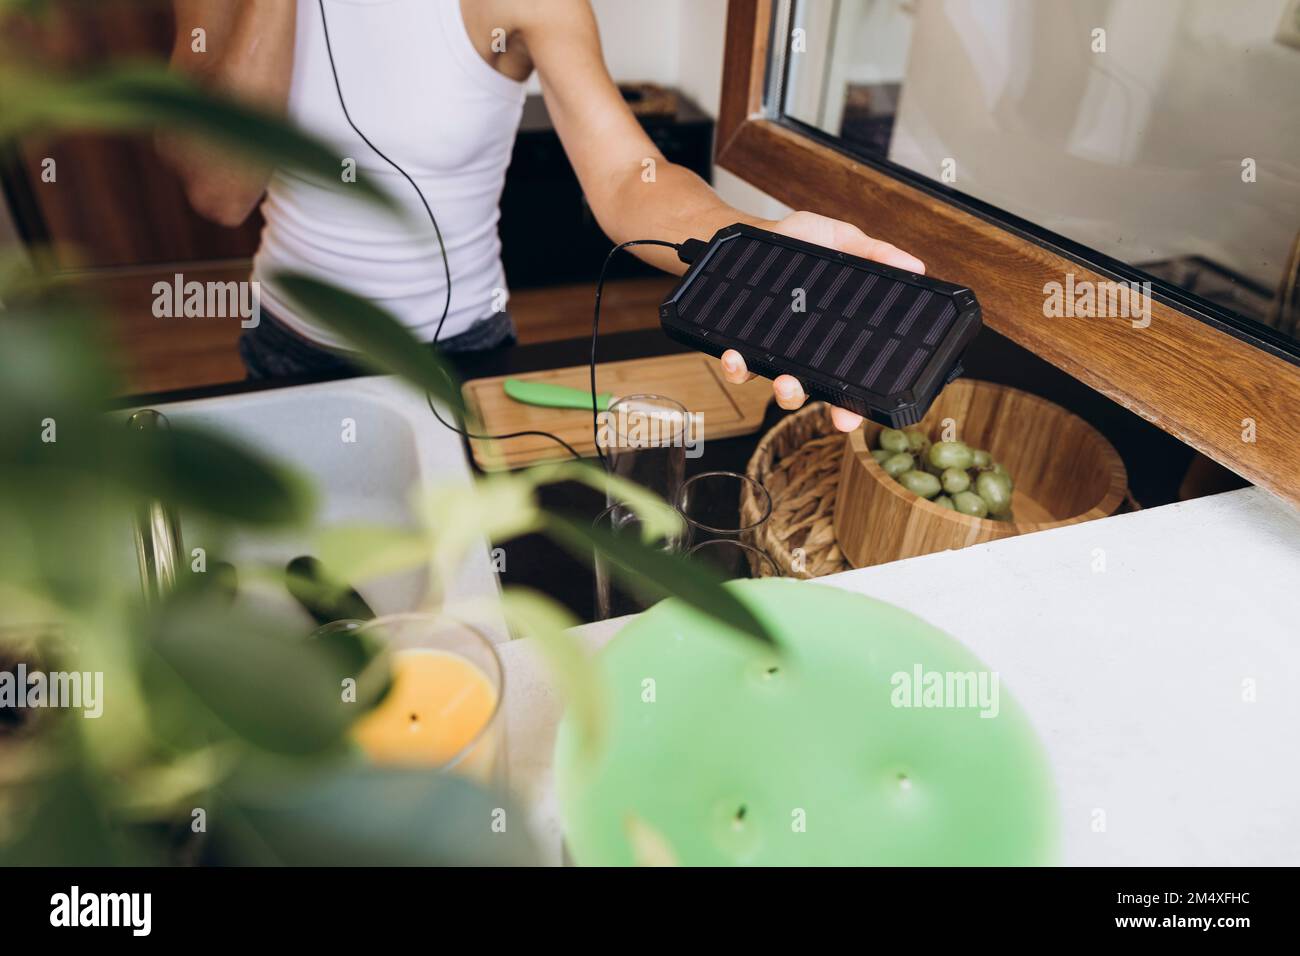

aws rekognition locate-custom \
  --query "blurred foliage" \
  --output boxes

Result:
[0,8,775,867]
[0,63,401,216]
[274,273,466,417]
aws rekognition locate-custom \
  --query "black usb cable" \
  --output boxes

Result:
[317,0,689,470]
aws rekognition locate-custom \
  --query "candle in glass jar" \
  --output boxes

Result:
[353,649,498,772]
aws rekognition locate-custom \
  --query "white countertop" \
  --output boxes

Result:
[499,486,1300,866]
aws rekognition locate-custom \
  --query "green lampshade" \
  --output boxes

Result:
[556,578,1057,865]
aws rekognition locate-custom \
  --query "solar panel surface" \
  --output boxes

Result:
[660,224,982,427]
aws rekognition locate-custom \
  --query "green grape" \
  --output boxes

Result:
[898,470,942,499]
[933,494,956,510]
[992,462,1015,490]
[941,467,971,494]
[870,448,892,464]
[972,449,992,469]
[975,471,1013,516]
[928,441,975,471]
[952,490,989,518]
[879,428,910,453]
[882,452,914,478]
[905,430,931,456]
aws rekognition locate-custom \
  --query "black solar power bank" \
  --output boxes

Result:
[659,223,981,427]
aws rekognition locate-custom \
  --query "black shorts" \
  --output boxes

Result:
[238,307,516,380]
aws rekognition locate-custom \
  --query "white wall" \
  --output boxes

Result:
[528,0,683,91]
[589,0,1298,288]
[675,0,792,221]
[888,0,1300,289]
[542,0,791,223]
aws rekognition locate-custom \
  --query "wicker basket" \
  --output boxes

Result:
[741,393,1136,578]
[741,403,851,579]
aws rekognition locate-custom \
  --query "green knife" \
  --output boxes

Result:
[503,378,614,411]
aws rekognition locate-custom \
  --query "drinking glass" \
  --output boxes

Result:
[600,394,690,510]
[675,471,773,547]
[350,614,506,789]
[687,539,780,580]
[593,503,684,620]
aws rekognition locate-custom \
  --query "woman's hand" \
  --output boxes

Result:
[718,210,926,433]
[511,3,926,418]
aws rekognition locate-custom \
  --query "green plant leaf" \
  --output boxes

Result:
[207,764,537,866]
[544,513,778,648]
[522,460,684,543]
[0,295,119,429]
[111,746,232,822]
[272,271,465,415]
[315,525,430,586]
[0,63,398,215]
[114,421,316,529]
[415,474,542,567]
[0,0,51,18]
[145,593,364,756]
[0,769,167,867]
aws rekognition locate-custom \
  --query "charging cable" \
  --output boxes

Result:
[317,0,686,470]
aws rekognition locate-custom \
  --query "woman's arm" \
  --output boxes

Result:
[513,0,754,274]
[515,0,924,430]
[157,0,298,227]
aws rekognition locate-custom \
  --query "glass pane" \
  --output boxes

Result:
[780,0,1300,355]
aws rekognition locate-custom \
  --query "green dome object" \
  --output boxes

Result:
[555,579,1057,866]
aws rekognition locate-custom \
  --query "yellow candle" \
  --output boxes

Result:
[353,649,499,778]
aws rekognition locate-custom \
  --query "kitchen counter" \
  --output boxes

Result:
[120,325,1280,864]
[123,324,1214,626]
[500,486,1300,866]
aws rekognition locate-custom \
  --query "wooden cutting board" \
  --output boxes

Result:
[461,352,773,470]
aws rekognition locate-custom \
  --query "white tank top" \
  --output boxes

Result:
[253,0,526,347]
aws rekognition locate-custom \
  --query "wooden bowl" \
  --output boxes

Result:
[834,380,1128,568]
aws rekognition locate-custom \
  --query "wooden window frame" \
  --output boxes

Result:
[717,0,1300,509]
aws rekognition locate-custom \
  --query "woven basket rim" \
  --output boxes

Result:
[741,403,847,579]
